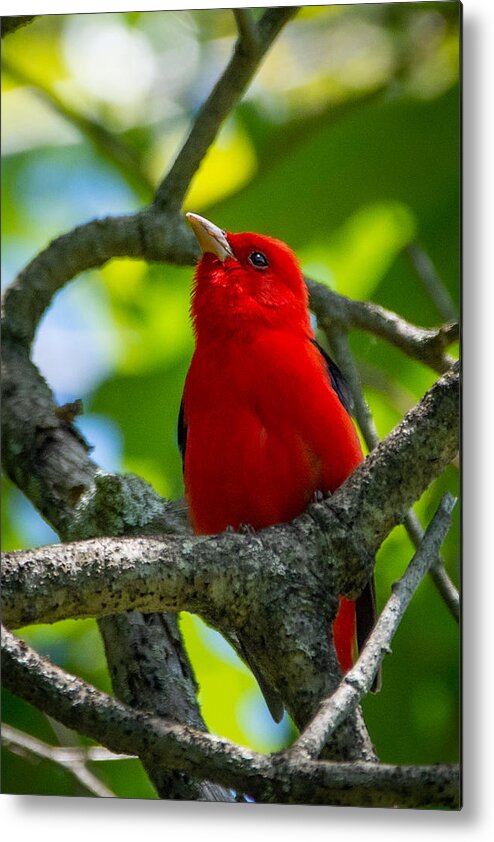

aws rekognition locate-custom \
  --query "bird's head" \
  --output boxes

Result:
[186,212,311,342]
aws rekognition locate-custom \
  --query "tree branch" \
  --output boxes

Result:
[2,723,121,798]
[3,723,133,763]
[406,242,458,322]
[153,7,299,211]
[307,277,458,374]
[326,325,381,449]
[1,627,459,808]
[403,509,459,620]
[292,493,456,759]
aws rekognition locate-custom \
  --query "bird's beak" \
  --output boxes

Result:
[186,212,235,262]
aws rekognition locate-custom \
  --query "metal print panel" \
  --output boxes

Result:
[2,2,460,808]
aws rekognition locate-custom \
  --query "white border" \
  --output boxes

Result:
[0,1,469,14]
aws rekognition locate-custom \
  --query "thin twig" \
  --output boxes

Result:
[2,722,122,797]
[3,723,133,763]
[329,326,380,450]
[292,493,457,760]
[403,509,460,620]
[406,243,458,322]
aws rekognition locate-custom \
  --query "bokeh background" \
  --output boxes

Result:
[2,2,460,798]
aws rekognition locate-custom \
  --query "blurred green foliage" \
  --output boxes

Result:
[2,3,460,798]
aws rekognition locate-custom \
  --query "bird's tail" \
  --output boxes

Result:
[333,580,381,693]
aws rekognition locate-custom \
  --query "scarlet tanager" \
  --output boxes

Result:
[179,212,377,722]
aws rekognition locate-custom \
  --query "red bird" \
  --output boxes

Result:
[179,212,377,721]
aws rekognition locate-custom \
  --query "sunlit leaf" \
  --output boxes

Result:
[184,119,257,211]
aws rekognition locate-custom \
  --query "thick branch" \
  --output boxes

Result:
[1,627,459,808]
[1,520,314,629]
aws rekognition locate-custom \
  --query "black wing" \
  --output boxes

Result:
[177,397,187,473]
[310,339,354,415]
[356,579,381,692]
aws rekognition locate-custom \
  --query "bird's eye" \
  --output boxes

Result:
[248,251,269,269]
